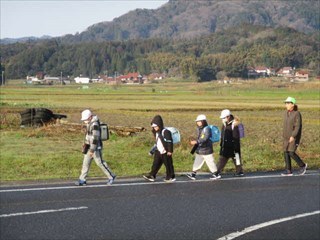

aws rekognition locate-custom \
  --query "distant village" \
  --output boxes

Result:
[26,66,310,85]
[26,72,165,85]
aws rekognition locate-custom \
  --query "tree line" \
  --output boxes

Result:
[1,25,319,81]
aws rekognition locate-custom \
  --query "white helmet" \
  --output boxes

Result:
[220,109,231,119]
[81,109,92,121]
[195,114,207,122]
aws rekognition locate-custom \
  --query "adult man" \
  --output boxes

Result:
[216,109,244,177]
[282,97,307,176]
[76,109,116,186]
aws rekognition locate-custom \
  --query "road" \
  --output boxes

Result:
[1,171,319,240]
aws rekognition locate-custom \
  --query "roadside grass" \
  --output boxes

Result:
[0,79,319,182]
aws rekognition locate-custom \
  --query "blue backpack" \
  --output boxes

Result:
[206,125,221,143]
[162,127,181,144]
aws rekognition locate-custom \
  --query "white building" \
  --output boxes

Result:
[74,77,90,84]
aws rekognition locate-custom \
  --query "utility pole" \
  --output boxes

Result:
[1,71,4,85]
[60,71,63,85]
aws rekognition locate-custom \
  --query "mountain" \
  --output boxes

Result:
[1,36,52,45]
[61,0,319,43]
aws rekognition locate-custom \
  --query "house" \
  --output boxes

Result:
[120,72,143,84]
[147,73,165,81]
[254,66,270,77]
[295,71,309,82]
[277,67,294,77]
[246,67,259,78]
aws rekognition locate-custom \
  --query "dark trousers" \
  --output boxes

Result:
[217,155,243,174]
[149,150,175,179]
[284,151,305,172]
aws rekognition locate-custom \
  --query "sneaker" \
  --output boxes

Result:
[107,175,116,185]
[210,173,221,180]
[299,163,307,175]
[75,180,86,186]
[234,172,244,177]
[186,173,196,180]
[281,171,293,176]
[164,178,176,183]
[143,175,155,182]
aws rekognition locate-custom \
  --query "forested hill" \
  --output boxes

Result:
[1,25,318,80]
[60,0,319,43]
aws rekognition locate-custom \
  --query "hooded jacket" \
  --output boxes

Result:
[220,114,240,158]
[151,115,173,153]
[283,108,302,151]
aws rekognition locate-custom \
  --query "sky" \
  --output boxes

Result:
[1,0,168,39]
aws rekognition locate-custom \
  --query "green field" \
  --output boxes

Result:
[1,79,319,182]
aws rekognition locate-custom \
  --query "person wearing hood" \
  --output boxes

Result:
[143,115,176,182]
[76,109,116,186]
[186,114,220,180]
[215,109,244,177]
[281,97,307,176]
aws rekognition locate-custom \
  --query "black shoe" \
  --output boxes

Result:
[210,173,221,180]
[143,175,155,182]
[75,180,86,186]
[186,173,196,180]
[234,172,244,177]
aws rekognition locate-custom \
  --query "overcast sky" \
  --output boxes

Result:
[1,0,168,39]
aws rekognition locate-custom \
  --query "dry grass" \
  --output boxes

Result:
[1,79,319,181]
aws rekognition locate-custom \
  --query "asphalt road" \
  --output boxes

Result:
[1,171,319,240]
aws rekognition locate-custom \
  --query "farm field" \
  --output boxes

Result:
[0,79,319,182]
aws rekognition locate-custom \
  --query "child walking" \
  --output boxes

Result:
[187,114,220,180]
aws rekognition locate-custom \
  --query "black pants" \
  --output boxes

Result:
[149,150,175,180]
[217,155,243,174]
[284,151,305,172]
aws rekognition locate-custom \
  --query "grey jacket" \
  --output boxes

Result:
[85,115,102,152]
[283,110,302,152]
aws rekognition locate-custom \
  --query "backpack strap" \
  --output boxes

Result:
[161,128,172,143]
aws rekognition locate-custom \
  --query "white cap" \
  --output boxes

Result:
[151,123,158,127]
[220,109,231,119]
[81,109,92,121]
[195,114,206,122]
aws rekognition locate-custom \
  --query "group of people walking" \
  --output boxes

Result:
[75,96,307,186]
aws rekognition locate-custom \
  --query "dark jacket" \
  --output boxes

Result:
[195,123,213,155]
[151,115,173,153]
[283,109,302,152]
[220,115,240,158]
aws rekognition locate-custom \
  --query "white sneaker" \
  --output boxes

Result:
[299,163,307,175]
[164,178,176,183]
[186,173,196,180]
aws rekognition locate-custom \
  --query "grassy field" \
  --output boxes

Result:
[1,79,319,182]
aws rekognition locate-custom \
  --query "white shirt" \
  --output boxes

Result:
[156,132,166,154]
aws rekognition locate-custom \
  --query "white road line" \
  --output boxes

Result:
[0,172,319,193]
[0,206,88,218]
[217,210,320,240]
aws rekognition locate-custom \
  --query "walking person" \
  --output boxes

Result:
[216,109,244,177]
[281,97,307,176]
[76,109,116,186]
[143,115,176,182]
[186,114,220,180]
